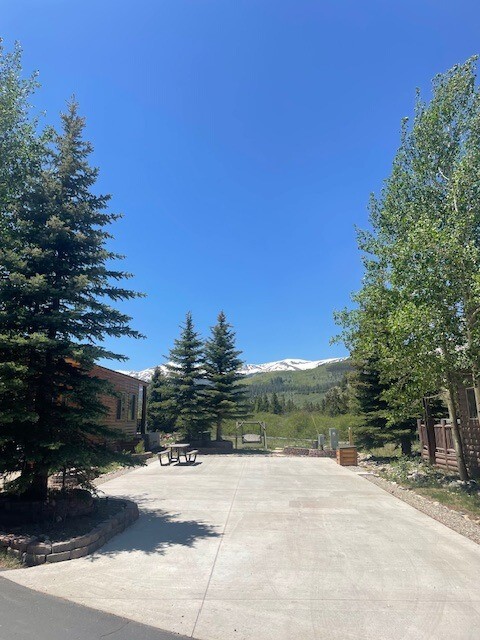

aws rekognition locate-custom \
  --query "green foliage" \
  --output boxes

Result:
[271,392,282,414]
[165,312,210,440]
[335,57,480,477]
[147,367,177,431]
[321,379,351,416]
[134,440,145,454]
[0,45,142,499]
[223,410,359,444]
[349,359,416,454]
[203,311,249,440]
[244,360,352,411]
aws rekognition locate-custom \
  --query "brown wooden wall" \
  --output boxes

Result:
[90,365,141,438]
[457,384,480,477]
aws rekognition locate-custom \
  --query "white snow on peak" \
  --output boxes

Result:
[239,358,345,376]
[117,357,347,383]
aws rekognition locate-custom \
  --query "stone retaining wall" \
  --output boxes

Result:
[0,498,139,567]
[283,447,336,457]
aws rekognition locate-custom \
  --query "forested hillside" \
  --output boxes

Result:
[244,358,352,410]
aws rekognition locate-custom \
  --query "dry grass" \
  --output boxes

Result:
[0,550,22,571]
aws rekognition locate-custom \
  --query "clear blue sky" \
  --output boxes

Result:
[3,1,480,369]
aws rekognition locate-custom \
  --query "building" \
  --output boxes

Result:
[91,365,148,443]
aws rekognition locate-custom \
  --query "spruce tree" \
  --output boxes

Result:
[165,312,209,440]
[0,95,141,500]
[147,367,177,431]
[350,359,416,454]
[263,394,271,412]
[271,392,282,414]
[204,311,248,441]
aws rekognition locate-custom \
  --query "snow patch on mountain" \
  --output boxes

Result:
[240,358,345,375]
[118,357,347,382]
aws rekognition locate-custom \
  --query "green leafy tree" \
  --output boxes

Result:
[336,58,480,479]
[0,84,142,499]
[147,367,177,431]
[204,311,248,441]
[322,385,349,417]
[165,312,209,440]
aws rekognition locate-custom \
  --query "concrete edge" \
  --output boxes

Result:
[0,499,139,566]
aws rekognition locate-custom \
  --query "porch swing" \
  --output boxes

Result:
[235,420,267,450]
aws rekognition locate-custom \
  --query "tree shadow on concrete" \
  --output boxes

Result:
[88,495,219,561]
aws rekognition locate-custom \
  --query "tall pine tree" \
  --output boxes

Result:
[147,367,177,431]
[165,312,210,440]
[204,311,248,441]
[0,91,142,499]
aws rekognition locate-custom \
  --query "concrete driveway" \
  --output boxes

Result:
[4,455,480,640]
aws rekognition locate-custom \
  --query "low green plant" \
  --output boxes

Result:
[134,439,145,454]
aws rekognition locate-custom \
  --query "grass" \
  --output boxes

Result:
[414,487,480,520]
[223,411,360,448]
[0,549,22,571]
[368,456,480,520]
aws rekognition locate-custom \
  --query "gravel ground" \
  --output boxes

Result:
[351,467,480,545]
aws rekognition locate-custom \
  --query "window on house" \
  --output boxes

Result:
[116,394,124,420]
[466,388,478,420]
[129,394,136,421]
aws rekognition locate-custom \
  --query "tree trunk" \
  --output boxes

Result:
[445,383,469,481]
[400,435,412,456]
[21,466,49,501]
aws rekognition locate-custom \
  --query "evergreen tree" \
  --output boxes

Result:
[286,398,296,412]
[262,394,270,412]
[350,359,416,455]
[165,312,209,440]
[271,392,282,414]
[204,311,248,440]
[0,92,141,499]
[147,367,177,431]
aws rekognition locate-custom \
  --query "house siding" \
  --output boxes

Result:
[90,365,142,438]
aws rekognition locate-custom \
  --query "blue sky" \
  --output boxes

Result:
[3,1,480,369]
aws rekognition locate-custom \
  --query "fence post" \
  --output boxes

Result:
[425,417,436,465]
[440,419,448,468]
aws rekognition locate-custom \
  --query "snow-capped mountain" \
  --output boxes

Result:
[239,358,345,375]
[118,357,347,382]
[118,366,166,382]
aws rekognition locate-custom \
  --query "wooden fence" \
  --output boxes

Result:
[417,419,459,472]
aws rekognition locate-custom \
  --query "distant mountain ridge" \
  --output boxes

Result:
[118,357,347,383]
